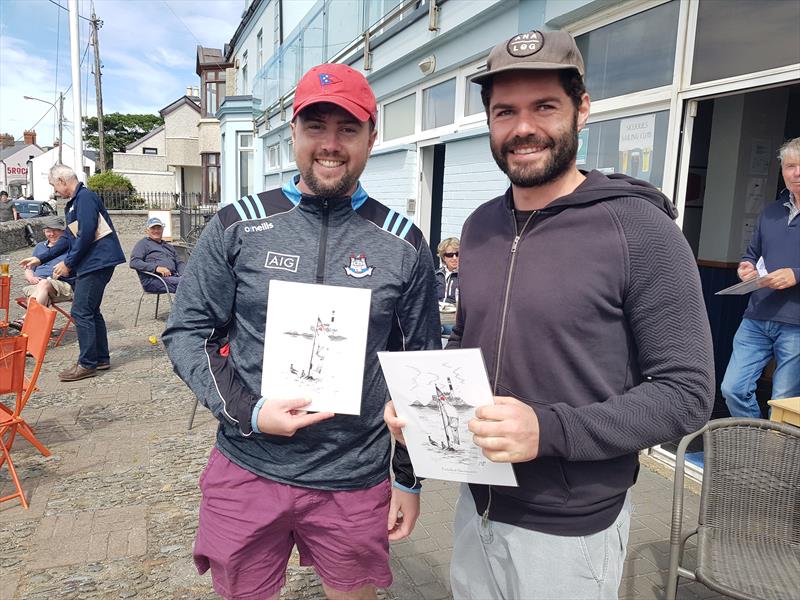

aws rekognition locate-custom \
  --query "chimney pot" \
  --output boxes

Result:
[23,130,37,146]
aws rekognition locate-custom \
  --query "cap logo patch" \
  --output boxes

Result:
[318,73,341,87]
[507,31,544,57]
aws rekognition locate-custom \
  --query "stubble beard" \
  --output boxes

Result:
[490,114,579,188]
[299,154,358,198]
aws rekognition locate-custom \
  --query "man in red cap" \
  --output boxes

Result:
[163,63,440,600]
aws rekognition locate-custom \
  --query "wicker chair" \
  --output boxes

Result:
[666,418,800,600]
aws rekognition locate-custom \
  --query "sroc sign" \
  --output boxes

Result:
[6,166,28,176]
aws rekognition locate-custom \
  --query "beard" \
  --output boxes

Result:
[490,114,578,188]
[298,153,358,198]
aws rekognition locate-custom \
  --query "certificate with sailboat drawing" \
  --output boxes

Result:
[378,348,518,487]
[262,280,371,415]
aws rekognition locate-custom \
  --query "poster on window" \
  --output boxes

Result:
[576,129,589,166]
[618,114,655,182]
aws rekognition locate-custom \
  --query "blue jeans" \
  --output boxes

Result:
[71,266,115,369]
[721,318,800,418]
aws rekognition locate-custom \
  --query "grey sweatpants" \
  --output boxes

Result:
[450,484,632,600]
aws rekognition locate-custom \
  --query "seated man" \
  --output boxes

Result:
[130,216,184,293]
[14,216,75,328]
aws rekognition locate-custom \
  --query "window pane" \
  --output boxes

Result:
[576,1,679,101]
[383,93,415,141]
[205,83,217,117]
[240,134,253,149]
[422,79,455,130]
[580,111,669,189]
[302,10,325,75]
[465,73,484,116]
[692,0,800,84]
[240,150,252,197]
[327,1,362,60]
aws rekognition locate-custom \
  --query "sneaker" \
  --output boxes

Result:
[59,364,97,382]
[8,319,24,331]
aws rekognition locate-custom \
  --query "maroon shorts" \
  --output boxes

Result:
[194,447,392,600]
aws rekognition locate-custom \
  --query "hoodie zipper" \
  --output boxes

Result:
[482,208,537,528]
[316,198,329,284]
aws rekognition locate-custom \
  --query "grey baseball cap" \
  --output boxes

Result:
[41,216,66,230]
[472,30,585,85]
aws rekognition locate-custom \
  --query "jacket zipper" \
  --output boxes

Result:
[482,208,537,528]
[316,198,329,284]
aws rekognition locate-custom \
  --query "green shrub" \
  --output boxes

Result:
[87,170,136,194]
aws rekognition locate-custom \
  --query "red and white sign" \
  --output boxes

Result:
[5,166,28,176]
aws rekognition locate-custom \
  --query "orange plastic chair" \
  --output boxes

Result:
[15,296,75,347]
[0,298,56,509]
[0,276,10,335]
[0,335,32,508]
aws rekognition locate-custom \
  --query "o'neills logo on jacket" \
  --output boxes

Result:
[344,254,374,278]
[244,222,274,233]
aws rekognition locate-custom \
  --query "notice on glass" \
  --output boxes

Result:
[378,348,518,487]
[262,280,371,415]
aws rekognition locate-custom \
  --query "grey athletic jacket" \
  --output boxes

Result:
[163,177,440,490]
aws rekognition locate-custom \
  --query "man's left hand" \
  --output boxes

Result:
[387,486,420,541]
[761,268,797,290]
[469,396,540,463]
[52,261,70,279]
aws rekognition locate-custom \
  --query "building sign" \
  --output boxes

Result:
[6,165,28,177]
[619,114,655,182]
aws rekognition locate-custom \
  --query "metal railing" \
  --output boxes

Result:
[97,191,204,211]
[177,203,219,247]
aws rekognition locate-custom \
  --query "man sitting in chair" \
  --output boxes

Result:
[130,216,185,293]
[14,216,75,329]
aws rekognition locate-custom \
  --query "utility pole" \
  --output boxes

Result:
[68,0,84,180]
[90,7,106,171]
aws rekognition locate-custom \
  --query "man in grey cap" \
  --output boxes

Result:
[385,29,715,599]
[129,216,185,293]
[14,216,75,328]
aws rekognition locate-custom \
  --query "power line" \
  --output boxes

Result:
[46,0,92,22]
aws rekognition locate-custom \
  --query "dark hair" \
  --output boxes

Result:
[0,191,8,197]
[480,69,586,121]
[296,103,375,132]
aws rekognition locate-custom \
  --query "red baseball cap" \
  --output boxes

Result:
[293,63,377,124]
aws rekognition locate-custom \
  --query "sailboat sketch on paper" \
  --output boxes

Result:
[428,379,461,451]
[285,311,346,387]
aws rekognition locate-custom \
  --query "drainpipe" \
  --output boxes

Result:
[0,159,7,193]
[26,157,34,198]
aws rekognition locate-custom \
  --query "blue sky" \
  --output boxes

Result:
[0,0,243,146]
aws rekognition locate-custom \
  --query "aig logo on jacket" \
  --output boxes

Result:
[344,254,374,278]
[265,251,299,273]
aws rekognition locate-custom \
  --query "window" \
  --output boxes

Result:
[267,143,280,169]
[285,138,295,164]
[692,0,800,84]
[202,153,220,203]
[257,30,263,73]
[575,1,679,101]
[238,133,254,197]
[422,78,456,130]
[383,93,415,141]
[580,111,669,189]
[464,73,484,117]
[241,51,248,95]
[142,147,158,155]
[201,69,226,118]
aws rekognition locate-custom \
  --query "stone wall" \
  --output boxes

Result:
[0,211,180,253]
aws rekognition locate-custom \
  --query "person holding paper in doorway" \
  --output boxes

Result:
[162,63,440,600]
[387,30,714,600]
[47,164,125,381]
[721,137,800,418]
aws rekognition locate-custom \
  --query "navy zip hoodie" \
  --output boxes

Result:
[448,171,715,536]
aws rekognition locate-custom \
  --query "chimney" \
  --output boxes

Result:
[186,86,193,96]
[0,133,13,149]
[23,130,36,146]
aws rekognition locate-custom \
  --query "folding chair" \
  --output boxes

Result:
[0,276,10,336]
[133,271,174,326]
[0,299,57,509]
[666,417,800,600]
[0,335,30,507]
[15,296,75,347]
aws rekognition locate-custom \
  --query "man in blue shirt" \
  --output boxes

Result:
[722,137,800,417]
[129,216,184,293]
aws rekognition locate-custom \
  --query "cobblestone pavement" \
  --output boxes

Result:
[1,233,729,600]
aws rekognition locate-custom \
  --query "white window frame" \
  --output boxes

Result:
[285,137,295,167]
[257,29,263,73]
[419,74,458,140]
[380,90,417,146]
[241,50,249,95]
[265,142,280,171]
[237,131,254,198]
[457,60,491,128]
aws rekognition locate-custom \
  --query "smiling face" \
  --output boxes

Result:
[43,227,63,245]
[291,102,377,198]
[782,150,800,199]
[442,245,459,272]
[147,225,164,242]
[488,70,589,189]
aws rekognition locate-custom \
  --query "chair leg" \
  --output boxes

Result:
[188,398,199,430]
[0,439,29,509]
[154,294,161,319]
[53,317,72,347]
[15,420,51,457]
[134,292,145,327]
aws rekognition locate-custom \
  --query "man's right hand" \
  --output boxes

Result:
[19,257,41,269]
[256,398,334,436]
[737,261,757,281]
[384,401,407,446]
[155,266,172,277]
